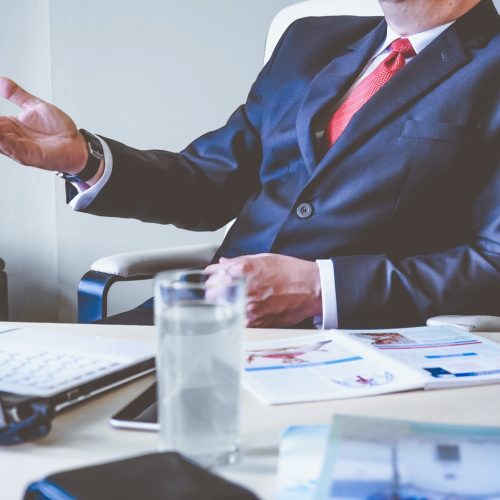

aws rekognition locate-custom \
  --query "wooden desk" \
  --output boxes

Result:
[1,323,500,499]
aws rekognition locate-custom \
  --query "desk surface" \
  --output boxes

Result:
[1,322,500,500]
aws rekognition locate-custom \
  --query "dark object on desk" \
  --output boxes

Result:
[110,382,158,431]
[0,395,54,445]
[24,452,259,500]
[0,258,8,321]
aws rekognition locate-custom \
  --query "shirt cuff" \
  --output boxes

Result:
[68,136,113,211]
[313,259,338,330]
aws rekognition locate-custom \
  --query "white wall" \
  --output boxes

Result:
[50,0,297,321]
[0,0,297,322]
[0,0,58,322]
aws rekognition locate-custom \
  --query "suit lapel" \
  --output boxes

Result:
[295,20,386,173]
[310,26,471,179]
[308,0,500,181]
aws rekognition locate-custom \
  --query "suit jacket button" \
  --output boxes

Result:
[296,202,313,219]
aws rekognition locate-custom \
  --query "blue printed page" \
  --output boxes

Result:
[242,334,424,404]
[276,424,330,500]
[339,326,500,389]
[315,415,500,500]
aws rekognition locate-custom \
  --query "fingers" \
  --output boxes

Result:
[0,76,43,109]
[0,117,21,155]
[0,142,14,159]
[0,121,16,157]
[205,258,242,277]
[205,255,256,277]
[0,116,23,136]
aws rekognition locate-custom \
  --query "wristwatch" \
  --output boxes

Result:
[58,129,104,183]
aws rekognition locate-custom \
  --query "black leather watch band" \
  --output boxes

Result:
[59,129,104,183]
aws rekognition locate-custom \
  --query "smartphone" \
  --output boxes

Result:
[110,382,159,431]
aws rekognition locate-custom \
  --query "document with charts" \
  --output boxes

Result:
[315,415,500,500]
[242,326,500,404]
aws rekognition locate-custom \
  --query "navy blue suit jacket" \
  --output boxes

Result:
[82,0,500,328]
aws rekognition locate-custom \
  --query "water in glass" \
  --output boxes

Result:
[157,301,243,467]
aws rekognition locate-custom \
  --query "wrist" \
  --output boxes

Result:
[309,262,323,317]
[71,132,89,174]
[59,130,104,183]
[300,260,322,318]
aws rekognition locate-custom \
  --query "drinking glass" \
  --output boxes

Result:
[155,269,246,467]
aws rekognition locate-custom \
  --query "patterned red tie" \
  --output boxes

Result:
[325,38,416,148]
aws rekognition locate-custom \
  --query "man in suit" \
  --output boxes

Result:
[0,0,498,329]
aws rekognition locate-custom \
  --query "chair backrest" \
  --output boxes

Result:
[264,0,383,63]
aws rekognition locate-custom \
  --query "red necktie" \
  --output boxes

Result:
[325,38,416,148]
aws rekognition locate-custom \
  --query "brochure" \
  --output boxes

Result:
[242,326,500,404]
[343,326,500,389]
[315,415,500,499]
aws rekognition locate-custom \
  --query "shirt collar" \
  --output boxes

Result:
[375,21,455,57]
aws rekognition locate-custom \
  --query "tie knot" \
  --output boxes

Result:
[390,38,416,58]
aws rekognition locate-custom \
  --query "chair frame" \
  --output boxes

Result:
[78,271,150,323]
[78,244,218,323]
[0,258,8,321]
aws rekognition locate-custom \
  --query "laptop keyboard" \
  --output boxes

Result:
[0,348,125,396]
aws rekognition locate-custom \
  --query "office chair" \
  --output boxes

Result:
[78,0,500,331]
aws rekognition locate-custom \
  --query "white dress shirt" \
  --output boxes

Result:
[69,20,453,329]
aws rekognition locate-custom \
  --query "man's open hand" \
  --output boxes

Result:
[0,77,87,173]
[206,253,322,328]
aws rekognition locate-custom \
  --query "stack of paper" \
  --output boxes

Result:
[277,416,500,500]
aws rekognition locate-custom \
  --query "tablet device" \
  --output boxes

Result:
[110,382,159,431]
[25,451,259,499]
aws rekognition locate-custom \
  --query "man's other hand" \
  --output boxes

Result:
[206,253,322,328]
[0,77,87,173]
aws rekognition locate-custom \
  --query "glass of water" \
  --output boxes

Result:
[154,269,246,467]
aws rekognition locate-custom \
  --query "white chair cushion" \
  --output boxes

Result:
[91,244,218,278]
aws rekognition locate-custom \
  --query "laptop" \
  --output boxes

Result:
[0,326,155,413]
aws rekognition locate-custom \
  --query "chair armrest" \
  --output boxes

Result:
[79,244,219,323]
[91,243,219,278]
[427,315,500,332]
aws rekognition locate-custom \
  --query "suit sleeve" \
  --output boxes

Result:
[76,26,294,232]
[333,140,500,328]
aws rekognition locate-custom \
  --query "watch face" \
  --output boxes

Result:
[88,141,104,160]
[80,129,104,160]
[76,129,104,181]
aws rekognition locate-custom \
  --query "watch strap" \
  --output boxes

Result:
[59,129,103,183]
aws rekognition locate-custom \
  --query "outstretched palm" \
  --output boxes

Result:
[0,77,87,173]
